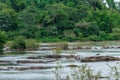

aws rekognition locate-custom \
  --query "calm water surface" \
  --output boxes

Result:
[0,49,120,80]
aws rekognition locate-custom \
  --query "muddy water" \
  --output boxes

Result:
[0,49,120,80]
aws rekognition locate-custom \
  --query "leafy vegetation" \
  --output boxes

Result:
[7,36,39,51]
[54,63,120,80]
[1,0,120,51]
[0,30,6,53]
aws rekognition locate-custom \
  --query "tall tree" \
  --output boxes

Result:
[0,3,17,31]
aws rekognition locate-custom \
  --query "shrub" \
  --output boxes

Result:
[25,39,39,50]
[11,36,26,51]
[88,35,100,41]
[9,37,39,51]
[56,42,68,50]
[37,37,60,42]
[54,64,101,80]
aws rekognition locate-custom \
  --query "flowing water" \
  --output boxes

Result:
[0,49,120,80]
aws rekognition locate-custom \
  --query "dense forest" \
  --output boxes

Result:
[0,0,120,43]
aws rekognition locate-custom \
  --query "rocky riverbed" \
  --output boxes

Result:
[0,48,120,80]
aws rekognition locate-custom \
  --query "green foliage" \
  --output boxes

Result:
[1,0,120,42]
[11,36,26,50]
[75,21,99,37]
[0,2,17,31]
[99,31,107,40]
[56,42,68,50]
[25,39,39,50]
[88,35,100,41]
[109,28,120,40]
[106,0,116,9]
[9,37,39,51]
[0,30,6,53]
[37,37,61,42]
[54,64,102,80]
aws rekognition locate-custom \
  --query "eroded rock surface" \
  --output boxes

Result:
[81,56,120,62]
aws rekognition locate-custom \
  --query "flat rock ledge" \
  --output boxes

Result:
[81,56,120,62]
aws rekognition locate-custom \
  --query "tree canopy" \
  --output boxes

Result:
[0,0,120,42]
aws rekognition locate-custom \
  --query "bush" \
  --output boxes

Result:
[11,36,26,51]
[62,37,78,42]
[88,35,100,41]
[9,37,39,51]
[56,42,68,50]
[109,28,120,40]
[37,37,61,42]
[25,39,39,50]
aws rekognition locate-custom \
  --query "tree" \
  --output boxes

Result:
[17,6,41,38]
[75,21,99,37]
[44,3,72,35]
[106,0,116,9]
[88,10,116,34]
[0,3,17,31]
[88,0,105,10]
[0,30,6,53]
[17,6,40,27]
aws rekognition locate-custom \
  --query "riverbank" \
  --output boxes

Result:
[4,41,120,51]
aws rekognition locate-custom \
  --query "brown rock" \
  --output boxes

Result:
[0,60,10,63]
[45,54,76,59]
[17,60,45,63]
[15,67,29,71]
[81,56,120,62]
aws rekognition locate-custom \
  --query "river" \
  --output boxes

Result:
[0,48,120,80]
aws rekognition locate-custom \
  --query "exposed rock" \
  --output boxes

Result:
[82,46,91,49]
[45,54,76,59]
[30,66,47,70]
[0,60,11,64]
[15,67,29,71]
[0,60,10,63]
[15,66,50,71]
[45,55,62,58]
[96,54,100,55]
[17,59,55,64]
[17,60,43,63]
[81,56,120,62]
[27,56,40,59]
[27,55,80,61]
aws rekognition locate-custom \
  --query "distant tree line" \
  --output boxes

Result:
[0,0,120,44]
